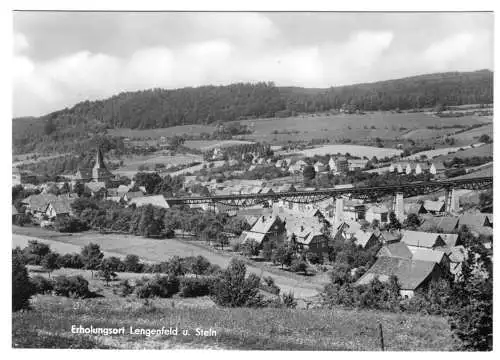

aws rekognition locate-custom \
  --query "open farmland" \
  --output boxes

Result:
[183,140,255,151]
[297,144,402,158]
[451,123,493,145]
[107,125,217,139]
[114,152,203,177]
[433,143,493,163]
[234,112,492,144]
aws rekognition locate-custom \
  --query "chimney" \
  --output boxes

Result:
[335,197,344,224]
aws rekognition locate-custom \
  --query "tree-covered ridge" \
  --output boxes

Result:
[13,70,493,154]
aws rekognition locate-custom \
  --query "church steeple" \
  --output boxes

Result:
[92,146,112,182]
[93,146,107,171]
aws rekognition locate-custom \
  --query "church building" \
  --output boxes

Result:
[75,147,114,183]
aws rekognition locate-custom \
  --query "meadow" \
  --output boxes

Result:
[235,112,492,144]
[12,226,324,298]
[298,144,402,158]
[113,152,203,177]
[13,292,456,350]
[107,125,217,139]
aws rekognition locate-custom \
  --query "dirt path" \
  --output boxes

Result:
[12,227,323,299]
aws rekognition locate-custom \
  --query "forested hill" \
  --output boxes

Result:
[13,70,493,153]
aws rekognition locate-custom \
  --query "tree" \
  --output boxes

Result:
[216,233,229,250]
[448,236,492,350]
[189,256,211,278]
[12,249,34,311]
[98,259,117,286]
[23,240,51,265]
[123,254,142,273]
[388,211,402,230]
[138,205,164,237]
[133,172,162,194]
[404,213,421,230]
[272,245,294,269]
[41,252,60,278]
[303,165,316,181]
[211,259,263,307]
[290,259,308,275]
[240,240,260,257]
[81,243,104,278]
[478,134,492,144]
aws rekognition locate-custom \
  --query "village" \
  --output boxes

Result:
[12,138,493,300]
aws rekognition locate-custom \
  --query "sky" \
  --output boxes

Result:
[13,11,494,118]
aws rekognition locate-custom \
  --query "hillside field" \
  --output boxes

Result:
[107,125,217,139]
[13,292,456,350]
[234,112,492,144]
[297,144,402,158]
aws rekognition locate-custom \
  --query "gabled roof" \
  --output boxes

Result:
[22,193,59,212]
[419,216,459,233]
[441,233,459,247]
[458,214,492,228]
[423,200,445,212]
[404,203,426,215]
[409,247,446,264]
[250,216,281,234]
[124,191,145,200]
[130,195,170,209]
[75,168,93,180]
[432,162,446,171]
[377,242,413,259]
[401,230,446,248]
[48,197,75,215]
[85,182,106,193]
[356,257,439,290]
[298,231,325,245]
[379,230,401,243]
[354,230,377,248]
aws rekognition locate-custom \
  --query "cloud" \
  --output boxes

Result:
[12,13,493,117]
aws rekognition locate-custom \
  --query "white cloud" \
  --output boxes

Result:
[13,33,29,54]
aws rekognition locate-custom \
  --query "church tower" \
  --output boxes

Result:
[92,147,113,182]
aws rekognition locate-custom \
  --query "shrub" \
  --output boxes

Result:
[12,251,34,311]
[260,276,280,295]
[31,275,54,294]
[53,275,90,298]
[123,254,143,273]
[57,253,84,269]
[211,259,264,308]
[55,217,89,233]
[306,252,323,265]
[23,240,51,265]
[179,277,215,297]
[118,279,134,297]
[135,275,179,299]
[290,259,308,275]
[282,291,297,309]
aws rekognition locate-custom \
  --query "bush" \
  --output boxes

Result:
[23,240,51,265]
[55,217,89,233]
[260,276,280,295]
[135,275,179,299]
[179,277,215,297]
[57,253,84,269]
[290,259,308,275]
[282,291,297,309]
[31,275,54,294]
[12,251,34,311]
[123,254,143,273]
[306,252,323,265]
[53,275,90,298]
[211,259,264,308]
[118,280,134,297]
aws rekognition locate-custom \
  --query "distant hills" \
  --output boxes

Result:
[13,69,493,154]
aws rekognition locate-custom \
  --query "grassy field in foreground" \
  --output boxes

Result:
[12,294,456,350]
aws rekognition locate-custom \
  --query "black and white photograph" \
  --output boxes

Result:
[10,6,494,351]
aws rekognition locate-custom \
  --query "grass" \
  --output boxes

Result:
[183,140,255,151]
[433,143,493,162]
[234,112,491,144]
[12,293,457,350]
[298,144,402,158]
[12,226,323,298]
[107,125,217,139]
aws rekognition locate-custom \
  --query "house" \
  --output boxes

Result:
[123,191,146,202]
[458,213,493,237]
[343,199,366,221]
[129,195,171,209]
[241,215,286,248]
[390,162,410,174]
[355,257,443,298]
[378,230,401,244]
[419,215,459,233]
[46,198,75,219]
[295,230,329,256]
[404,203,427,215]
[22,193,60,217]
[377,241,449,271]
[348,159,369,171]
[353,230,380,249]
[330,156,348,174]
[430,162,446,175]
[365,205,389,224]
[414,163,430,175]
[85,182,107,198]
[400,230,447,249]
[314,161,327,173]
[423,200,445,214]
